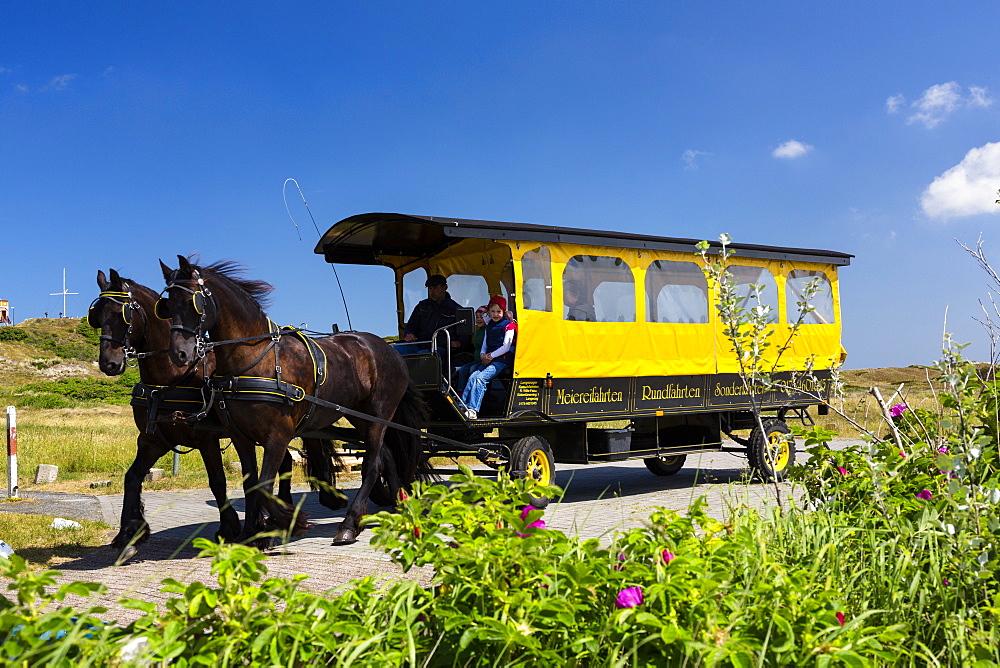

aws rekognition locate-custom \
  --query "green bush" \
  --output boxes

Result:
[6,460,993,665]
[0,328,29,342]
[13,374,138,408]
[75,317,100,345]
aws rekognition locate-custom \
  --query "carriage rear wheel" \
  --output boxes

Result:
[748,419,795,482]
[507,435,556,509]
[644,454,687,476]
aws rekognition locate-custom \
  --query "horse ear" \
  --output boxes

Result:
[97,270,110,290]
[177,255,192,274]
[160,259,174,282]
[109,268,121,285]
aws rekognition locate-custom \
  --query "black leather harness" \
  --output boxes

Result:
[207,325,329,439]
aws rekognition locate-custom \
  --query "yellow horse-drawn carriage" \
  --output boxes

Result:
[315,213,850,497]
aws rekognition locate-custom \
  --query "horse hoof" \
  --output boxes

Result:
[332,527,358,544]
[114,544,138,565]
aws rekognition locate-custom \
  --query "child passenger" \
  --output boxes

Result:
[460,296,516,420]
[454,305,488,391]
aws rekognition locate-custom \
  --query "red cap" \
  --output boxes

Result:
[488,296,507,311]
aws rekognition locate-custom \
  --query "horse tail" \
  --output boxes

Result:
[299,438,344,486]
[385,380,433,487]
[300,438,348,511]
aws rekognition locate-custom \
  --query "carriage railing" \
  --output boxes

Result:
[431,319,471,410]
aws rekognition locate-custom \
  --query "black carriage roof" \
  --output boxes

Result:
[314,213,853,267]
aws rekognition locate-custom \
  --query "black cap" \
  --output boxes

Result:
[425,274,447,287]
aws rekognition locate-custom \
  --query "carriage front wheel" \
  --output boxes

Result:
[507,435,555,509]
[748,418,795,482]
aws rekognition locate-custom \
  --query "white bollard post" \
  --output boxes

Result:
[6,406,18,499]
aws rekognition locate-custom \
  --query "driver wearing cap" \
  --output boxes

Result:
[403,274,463,347]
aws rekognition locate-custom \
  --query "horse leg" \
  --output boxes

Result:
[256,440,310,545]
[363,448,399,507]
[277,449,293,507]
[302,438,348,511]
[233,437,264,544]
[112,433,169,560]
[333,423,389,544]
[196,436,241,542]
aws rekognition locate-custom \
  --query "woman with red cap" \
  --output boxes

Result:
[460,296,516,420]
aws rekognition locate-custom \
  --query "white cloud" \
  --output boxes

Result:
[682,149,710,170]
[969,85,993,108]
[921,142,1000,219]
[42,74,76,91]
[772,140,813,159]
[892,82,994,128]
[0,67,11,74]
[14,83,27,93]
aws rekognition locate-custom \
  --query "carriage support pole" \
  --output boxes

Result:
[6,406,18,499]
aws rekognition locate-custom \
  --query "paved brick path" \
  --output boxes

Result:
[46,446,815,623]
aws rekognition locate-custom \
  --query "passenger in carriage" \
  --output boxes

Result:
[454,304,489,392]
[403,274,464,352]
[460,296,516,420]
[564,279,596,322]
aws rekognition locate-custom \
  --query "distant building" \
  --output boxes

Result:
[0,300,10,326]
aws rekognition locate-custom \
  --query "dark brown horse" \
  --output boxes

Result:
[91,269,242,559]
[93,269,346,554]
[158,256,430,543]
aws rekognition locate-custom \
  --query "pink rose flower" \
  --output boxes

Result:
[615,586,643,609]
[662,549,675,565]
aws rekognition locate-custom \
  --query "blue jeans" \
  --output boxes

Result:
[460,361,509,412]
[454,361,480,394]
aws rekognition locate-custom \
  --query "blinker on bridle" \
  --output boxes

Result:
[158,270,215,361]
[87,284,146,365]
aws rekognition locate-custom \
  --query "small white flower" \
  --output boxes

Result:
[946,524,956,535]
[970,447,981,460]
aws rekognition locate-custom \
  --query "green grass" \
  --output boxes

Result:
[0,508,111,567]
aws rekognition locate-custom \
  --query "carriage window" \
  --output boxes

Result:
[401,269,426,327]
[563,255,635,322]
[521,246,552,312]
[786,270,835,324]
[727,265,778,323]
[645,260,708,323]
[445,274,490,309]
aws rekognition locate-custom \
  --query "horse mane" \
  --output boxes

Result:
[108,272,158,306]
[189,258,275,312]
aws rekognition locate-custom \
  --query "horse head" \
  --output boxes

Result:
[90,268,148,376]
[159,255,217,368]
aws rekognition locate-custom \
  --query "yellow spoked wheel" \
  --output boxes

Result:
[526,448,553,485]
[508,435,556,508]
[749,419,795,481]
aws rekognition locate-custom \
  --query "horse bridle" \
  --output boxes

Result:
[88,284,148,366]
[157,270,217,362]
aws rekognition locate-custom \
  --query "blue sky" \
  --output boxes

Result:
[2,2,999,369]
